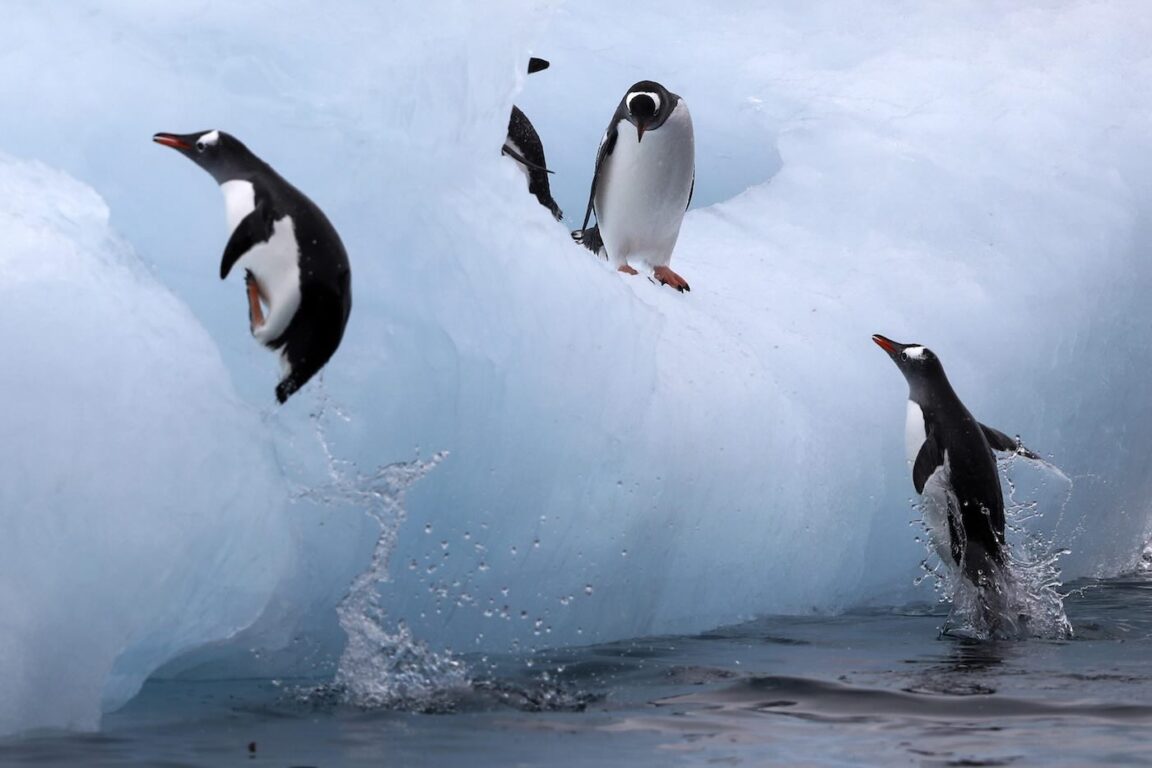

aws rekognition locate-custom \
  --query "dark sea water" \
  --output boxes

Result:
[4,574,1152,767]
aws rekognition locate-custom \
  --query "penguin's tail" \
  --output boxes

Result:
[271,283,350,404]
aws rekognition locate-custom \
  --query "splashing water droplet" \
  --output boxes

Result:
[293,416,466,709]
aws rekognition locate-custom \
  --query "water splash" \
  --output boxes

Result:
[916,453,1075,640]
[294,390,468,709]
[1139,540,1152,573]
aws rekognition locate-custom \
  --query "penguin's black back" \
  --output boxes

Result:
[248,165,352,403]
[506,106,562,221]
[918,390,1006,578]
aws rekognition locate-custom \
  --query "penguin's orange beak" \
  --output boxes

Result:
[152,133,191,150]
[872,334,899,355]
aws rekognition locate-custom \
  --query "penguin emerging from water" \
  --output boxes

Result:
[154,130,352,403]
[872,335,1039,593]
[572,80,694,292]
[503,57,562,220]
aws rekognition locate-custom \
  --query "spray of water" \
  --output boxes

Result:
[916,453,1075,640]
[293,390,469,709]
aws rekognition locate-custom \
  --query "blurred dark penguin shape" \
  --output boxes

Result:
[154,129,352,403]
[503,57,563,220]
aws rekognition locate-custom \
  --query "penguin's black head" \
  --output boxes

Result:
[153,129,261,184]
[872,334,946,386]
[623,80,675,142]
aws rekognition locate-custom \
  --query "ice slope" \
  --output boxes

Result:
[0,154,289,735]
[0,0,1151,733]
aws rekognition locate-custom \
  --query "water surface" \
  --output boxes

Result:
[5,575,1152,766]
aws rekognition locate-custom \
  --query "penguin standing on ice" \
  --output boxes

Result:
[154,130,352,403]
[872,335,1039,595]
[573,80,694,292]
[503,57,563,220]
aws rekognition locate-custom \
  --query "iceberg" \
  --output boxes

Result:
[0,154,288,734]
[0,0,1150,735]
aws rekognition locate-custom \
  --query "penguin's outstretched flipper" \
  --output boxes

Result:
[501,143,554,174]
[980,423,1041,460]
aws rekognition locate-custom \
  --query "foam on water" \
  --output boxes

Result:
[915,455,1075,640]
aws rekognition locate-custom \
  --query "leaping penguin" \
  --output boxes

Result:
[154,130,352,403]
[503,57,562,220]
[872,335,1039,596]
[573,80,694,292]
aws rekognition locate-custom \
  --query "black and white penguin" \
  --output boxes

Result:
[573,80,694,292]
[872,334,1039,591]
[154,130,352,403]
[503,57,562,220]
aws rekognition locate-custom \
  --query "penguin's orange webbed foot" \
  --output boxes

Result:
[245,270,266,333]
[653,266,690,292]
[617,264,639,276]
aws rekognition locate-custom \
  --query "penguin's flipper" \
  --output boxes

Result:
[527,57,550,74]
[501,143,554,174]
[912,425,944,494]
[980,423,1041,460]
[220,204,275,279]
[580,123,619,233]
[687,171,695,210]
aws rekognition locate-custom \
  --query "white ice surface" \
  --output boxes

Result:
[0,0,1151,734]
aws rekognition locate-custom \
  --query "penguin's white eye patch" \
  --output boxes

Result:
[903,346,928,360]
[197,130,221,152]
[627,91,661,114]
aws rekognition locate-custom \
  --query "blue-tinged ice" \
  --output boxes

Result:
[0,154,289,735]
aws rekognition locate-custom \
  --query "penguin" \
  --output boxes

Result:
[153,130,352,403]
[872,334,1039,593]
[573,80,694,292]
[503,57,563,220]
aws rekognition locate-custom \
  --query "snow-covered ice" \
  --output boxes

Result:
[0,0,1150,736]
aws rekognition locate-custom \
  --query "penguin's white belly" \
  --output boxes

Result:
[504,138,531,183]
[241,217,302,345]
[596,104,694,270]
[218,180,301,346]
[905,401,955,565]
[905,401,927,466]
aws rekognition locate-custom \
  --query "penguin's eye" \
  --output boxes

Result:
[195,140,207,153]
[899,352,910,362]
